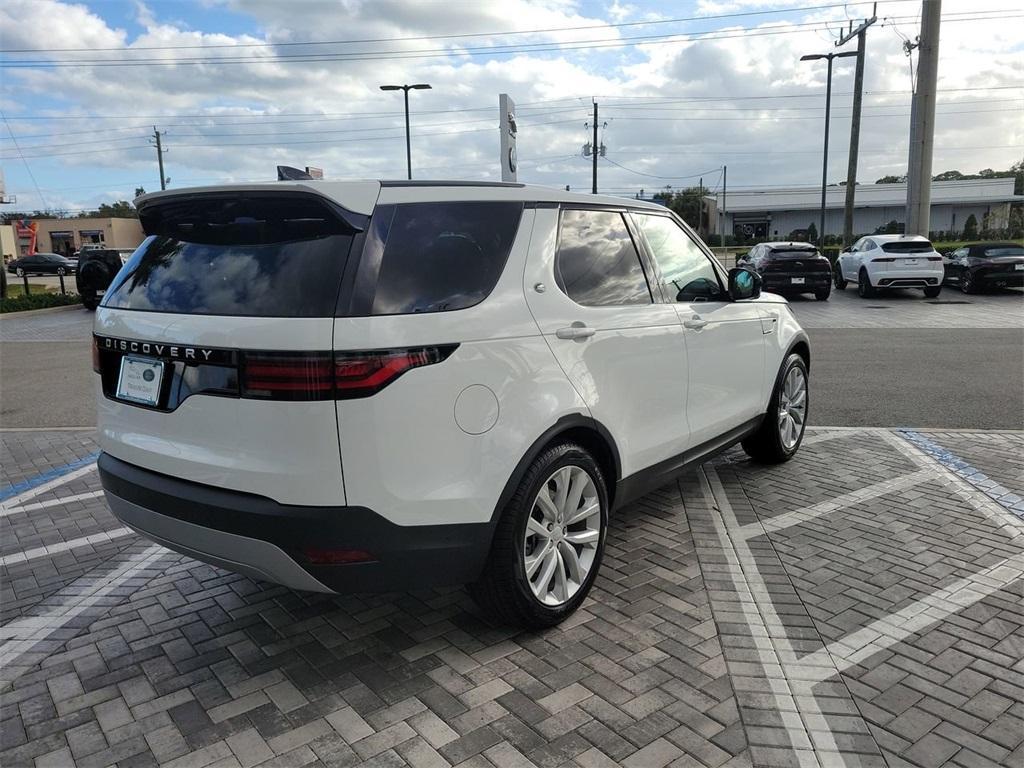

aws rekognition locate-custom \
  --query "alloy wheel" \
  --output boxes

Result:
[522,465,602,606]
[777,366,807,450]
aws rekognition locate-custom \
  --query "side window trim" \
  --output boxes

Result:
[554,206,654,307]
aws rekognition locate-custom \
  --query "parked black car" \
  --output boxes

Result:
[76,248,128,310]
[6,252,76,277]
[943,242,1024,293]
[736,242,832,300]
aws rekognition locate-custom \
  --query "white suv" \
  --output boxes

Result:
[95,181,810,628]
[834,234,944,298]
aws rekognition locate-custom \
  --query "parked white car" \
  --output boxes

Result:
[94,180,810,628]
[833,234,944,298]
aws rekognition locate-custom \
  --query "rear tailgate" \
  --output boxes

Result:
[879,240,941,270]
[94,186,377,506]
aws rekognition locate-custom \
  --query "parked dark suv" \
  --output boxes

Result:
[77,248,129,310]
[736,242,832,301]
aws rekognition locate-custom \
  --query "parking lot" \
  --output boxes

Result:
[2,425,1022,768]
[1,288,1023,768]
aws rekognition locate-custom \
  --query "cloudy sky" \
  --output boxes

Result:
[0,0,1021,213]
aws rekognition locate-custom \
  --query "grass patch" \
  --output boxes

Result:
[1,292,81,314]
[4,282,65,298]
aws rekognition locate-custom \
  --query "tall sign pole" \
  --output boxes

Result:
[499,94,518,183]
[906,0,941,235]
[836,4,877,247]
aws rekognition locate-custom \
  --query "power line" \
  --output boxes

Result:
[0,110,48,210]
[2,12,1015,68]
[0,2,894,53]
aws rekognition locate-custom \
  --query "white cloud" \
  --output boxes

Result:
[0,0,1020,212]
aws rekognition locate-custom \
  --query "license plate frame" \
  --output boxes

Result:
[790,277,805,285]
[903,259,918,266]
[116,356,165,407]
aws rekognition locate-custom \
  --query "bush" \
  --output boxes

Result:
[1,292,81,314]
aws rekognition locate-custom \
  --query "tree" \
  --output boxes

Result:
[807,222,818,244]
[653,186,704,231]
[933,170,964,181]
[134,187,146,198]
[963,214,978,239]
[875,174,906,184]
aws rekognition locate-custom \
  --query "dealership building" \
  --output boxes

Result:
[710,177,1021,240]
[1,217,145,262]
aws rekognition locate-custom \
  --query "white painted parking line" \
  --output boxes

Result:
[5,489,105,513]
[0,527,134,568]
[800,551,1024,679]
[738,468,937,538]
[698,468,847,765]
[0,464,97,516]
[0,544,166,683]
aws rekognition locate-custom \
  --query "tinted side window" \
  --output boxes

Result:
[634,214,723,302]
[351,201,522,316]
[554,210,651,307]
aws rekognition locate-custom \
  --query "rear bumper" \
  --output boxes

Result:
[869,266,943,287]
[970,267,1024,286]
[99,452,495,593]
[761,272,831,291]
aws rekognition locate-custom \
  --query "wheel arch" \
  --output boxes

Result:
[489,414,622,526]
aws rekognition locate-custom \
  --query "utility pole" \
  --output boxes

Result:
[720,165,727,249]
[836,4,877,247]
[592,102,599,194]
[151,127,168,190]
[906,0,941,235]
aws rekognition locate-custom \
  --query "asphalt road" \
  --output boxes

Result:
[1,316,1021,431]
[808,327,1024,430]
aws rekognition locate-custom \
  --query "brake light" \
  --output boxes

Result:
[872,257,895,263]
[92,337,101,373]
[926,256,942,261]
[241,353,334,400]
[334,346,457,399]
[238,346,456,400]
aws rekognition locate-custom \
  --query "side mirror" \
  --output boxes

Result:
[728,267,760,301]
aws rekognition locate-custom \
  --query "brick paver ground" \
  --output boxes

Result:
[1,427,1021,768]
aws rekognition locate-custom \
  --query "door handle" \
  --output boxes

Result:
[556,324,596,340]
[683,316,709,330]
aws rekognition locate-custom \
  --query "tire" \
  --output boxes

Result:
[469,442,608,629]
[57,267,66,276]
[923,286,942,299]
[857,268,875,299]
[833,262,847,290]
[960,270,977,294]
[82,292,99,311]
[15,267,24,277]
[814,286,830,301]
[742,353,808,464]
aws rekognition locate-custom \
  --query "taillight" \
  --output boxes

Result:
[926,256,942,261]
[238,346,456,400]
[92,337,101,373]
[334,346,457,399]
[872,257,895,263]
[241,353,334,400]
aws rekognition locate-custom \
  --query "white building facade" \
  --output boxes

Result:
[712,178,1021,240]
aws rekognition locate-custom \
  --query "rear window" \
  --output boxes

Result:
[769,247,819,258]
[348,201,522,315]
[103,195,359,317]
[881,240,933,253]
[982,246,1024,257]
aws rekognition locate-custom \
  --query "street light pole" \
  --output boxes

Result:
[801,51,856,248]
[379,83,432,180]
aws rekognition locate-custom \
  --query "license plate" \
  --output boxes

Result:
[1015,264,1024,271]
[904,259,918,266]
[116,356,164,406]
[790,277,805,285]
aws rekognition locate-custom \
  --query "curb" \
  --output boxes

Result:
[0,303,86,319]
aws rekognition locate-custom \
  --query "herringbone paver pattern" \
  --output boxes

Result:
[1,427,1022,768]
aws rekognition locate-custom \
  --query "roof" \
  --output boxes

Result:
[866,234,931,243]
[136,180,668,217]
[760,241,818,250]
[722,178,1021,213]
